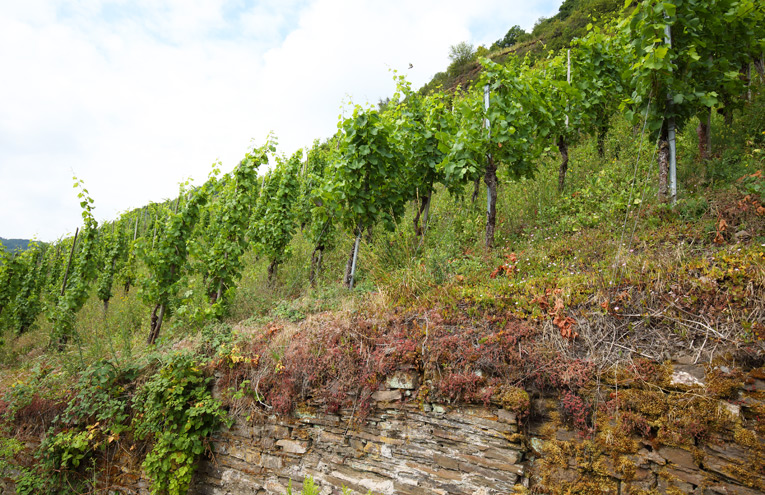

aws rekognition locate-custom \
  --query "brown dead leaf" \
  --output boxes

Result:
[553,298,565,315]
[714,217,728,244]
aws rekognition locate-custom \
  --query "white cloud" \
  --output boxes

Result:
[0,0,561,241]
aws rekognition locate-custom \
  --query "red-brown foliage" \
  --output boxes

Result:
[628,358,666,384]
[561,390,593,434]
[619,410,651,437]
[8,394,68,436]
[215,306,598,417]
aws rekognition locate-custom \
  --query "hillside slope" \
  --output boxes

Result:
[419,0,623,94]
[0,1,763,493]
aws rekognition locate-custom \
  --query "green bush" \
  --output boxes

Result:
[132,351,230,495]
[61,359,138,428]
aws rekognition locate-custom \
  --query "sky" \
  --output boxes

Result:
[1,0,563,242]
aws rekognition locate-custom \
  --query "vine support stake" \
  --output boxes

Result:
[565,48,571,129]
[668,116,677,204]
[142,207,148,235]
[664,20,677,205]
[60,227,79,296]
[484,84,492,217]
[348,229,361,290]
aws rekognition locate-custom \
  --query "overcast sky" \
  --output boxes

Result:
[1,0,563,242]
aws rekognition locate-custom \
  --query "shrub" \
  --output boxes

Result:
[132,351,229,495]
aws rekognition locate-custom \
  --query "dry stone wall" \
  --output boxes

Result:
[184,363,765,495]
[3,365,762,495]
[193,373,527,495]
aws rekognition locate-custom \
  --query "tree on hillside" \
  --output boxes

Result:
[493,25,530,49]
[96,224,124,314]
[441,59,553,248]
[574,25,629,159]
[0,242,47,335]
[478,59,553,247]
[448,42,476,74]
[438,89,485,200]
[533,50,587,191]
[51,179,99,350]
[302,140,338,287]
[252,151,301,284]
[693,0,763,159]
[199,140,271,306]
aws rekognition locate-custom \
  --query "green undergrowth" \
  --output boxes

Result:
[1,347,229,495]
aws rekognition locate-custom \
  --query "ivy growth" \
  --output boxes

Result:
[132,352,229,495]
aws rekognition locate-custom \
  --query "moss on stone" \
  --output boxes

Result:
[494,386,531,419]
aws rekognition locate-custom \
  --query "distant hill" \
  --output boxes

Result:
[0,237,31,252]
[419,0,623,94]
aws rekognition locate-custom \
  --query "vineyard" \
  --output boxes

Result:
[1,0,764,493]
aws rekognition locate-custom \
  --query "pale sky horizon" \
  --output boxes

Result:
[1,0,563,242]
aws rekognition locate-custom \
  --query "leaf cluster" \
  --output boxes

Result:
[251,149,302,270]
[140,189,207,314]
[331,106,406,232]
[96,225,125,305]
[50,179,100,347]
[195,139,272,307]
[0,243,48,336]
[622,0,761,134]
